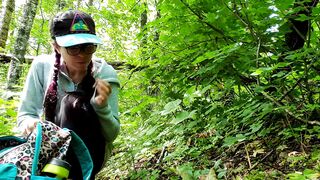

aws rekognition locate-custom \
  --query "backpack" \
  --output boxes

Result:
[0,120,93,179]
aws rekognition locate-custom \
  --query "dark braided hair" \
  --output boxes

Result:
[79,61,95,97]
[44,50,61,122]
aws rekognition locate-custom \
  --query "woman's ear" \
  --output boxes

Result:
[52,41,61,54]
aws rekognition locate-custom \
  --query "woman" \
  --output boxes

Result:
[17,10,120,179]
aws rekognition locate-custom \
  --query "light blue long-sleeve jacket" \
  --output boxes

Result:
[17,54,120,145]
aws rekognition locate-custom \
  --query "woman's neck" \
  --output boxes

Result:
[64,64,87,84]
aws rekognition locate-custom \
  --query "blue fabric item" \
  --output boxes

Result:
[0,136,26,144]
[0,136,26,157]
[55,33,103,47]
[0,163,17,179]
[0,147,13,156]
[32,123,43,175]
[0,121,94,179]
[69,131,93,180]
[30,175,57,179]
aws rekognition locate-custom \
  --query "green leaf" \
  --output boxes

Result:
[171,110,196,125]
[251,69,263,76]
[192,44,238,65]
[6,109,16,117]
[206,168,217,180]
[275,62,292,68]
[217,171,226,179]
[250,122,263,133]
[192,51,217,64]
[312,6,320,16]
[160,99,182,115]
[223,134,246,147]
[303,169,320,179]
[311,149,320,161]
[176,164,194,180]
[314,75,320,81]
[146,126,159,136]
[287,172,306,180]
[275,0,294,12]
[295,14,311,21]
[250,67,272,76]
[271,71,286,78]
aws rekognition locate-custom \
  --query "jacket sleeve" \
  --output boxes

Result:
[91,59,120,142]
[17,58,47,132]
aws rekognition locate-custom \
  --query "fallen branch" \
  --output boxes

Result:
[248,149,274,172]
[261,91,320,125]
[179,0,234,42]
[156,146,167,164]
[245,143,252,169]
[0,53,134,70]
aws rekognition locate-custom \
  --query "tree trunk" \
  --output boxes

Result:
[140,2,147,57]
[76,0,81,9]
[6,0,38,89]
[285,0,319,50]
[88,0,94,6]
[56,0,66,10]
[0,0,15,51]
[147,9,161,95]
[150,0,160,61]
[140,3,147,34]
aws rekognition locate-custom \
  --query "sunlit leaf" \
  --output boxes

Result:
[160,99,182,116]
[171,110,196,125]
[250,122,263,133]
[223,134,246,147]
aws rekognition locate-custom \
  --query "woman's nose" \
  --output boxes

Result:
[78,50,87,57]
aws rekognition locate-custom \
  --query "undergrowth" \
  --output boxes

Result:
[98,49,320,179]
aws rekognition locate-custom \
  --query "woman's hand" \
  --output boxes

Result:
[94,79,112,106]
[21,119,40,136]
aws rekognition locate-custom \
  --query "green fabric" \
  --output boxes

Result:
[0,122,94,179]
[0,163,17,179]
[104,142,113,161]
[0,136,26,153]
[70,131,93,180]
[32,123,43,175]
[0,136,26,144]
[0,147,13,156]
[30,176,57,179]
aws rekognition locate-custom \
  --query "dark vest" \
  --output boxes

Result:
[55,79,106,179]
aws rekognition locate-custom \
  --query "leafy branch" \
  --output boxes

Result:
[179,0,234,42]
[223,0,258,40]
[261,91,320,125]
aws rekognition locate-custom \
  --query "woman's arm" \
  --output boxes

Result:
[91,59,120,142]
[17,58,49,135]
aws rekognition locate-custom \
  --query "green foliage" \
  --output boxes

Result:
[98,0,320,179]
[2,0,320,179]
[0,64,24,136]
[0,98,17,136]
[287,169,320,180]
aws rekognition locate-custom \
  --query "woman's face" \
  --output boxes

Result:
[54,42,95,71]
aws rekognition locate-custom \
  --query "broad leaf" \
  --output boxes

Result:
[171,110,196,125]
[160,99,182,115]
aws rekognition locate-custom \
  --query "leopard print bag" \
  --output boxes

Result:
[0,120,93,179]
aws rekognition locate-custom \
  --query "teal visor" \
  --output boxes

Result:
[55,33,103,47]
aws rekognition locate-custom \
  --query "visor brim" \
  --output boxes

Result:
[55,33,103,47]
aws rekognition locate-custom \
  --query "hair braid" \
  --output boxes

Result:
[80,61,95,98]
[44,50,61,122]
